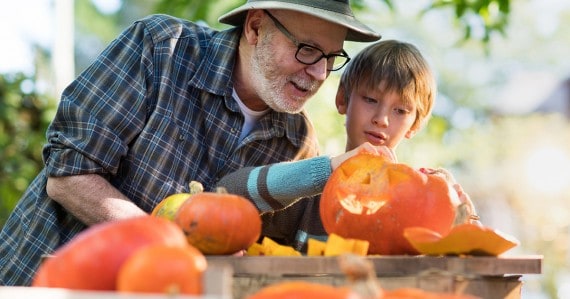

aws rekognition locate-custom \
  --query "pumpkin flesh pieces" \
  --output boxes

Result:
[404,223,520,256]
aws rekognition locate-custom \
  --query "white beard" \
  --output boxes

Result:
[250,34,319,113]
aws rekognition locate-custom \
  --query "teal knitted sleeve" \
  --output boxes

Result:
[216,156,332,213]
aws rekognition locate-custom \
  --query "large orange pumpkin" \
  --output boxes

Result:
[32,216,188,290]
[175,187,262,255]
[320,152,462,255]
[117,244,207,295]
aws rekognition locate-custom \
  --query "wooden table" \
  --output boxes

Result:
[206,255,543,299]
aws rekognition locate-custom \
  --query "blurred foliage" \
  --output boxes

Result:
[0,73,56,227]
[424,0,510,43]
[154,0,509,45]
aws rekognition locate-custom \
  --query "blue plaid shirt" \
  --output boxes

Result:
[0,14,319,285]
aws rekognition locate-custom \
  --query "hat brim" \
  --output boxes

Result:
[218,1,381,42]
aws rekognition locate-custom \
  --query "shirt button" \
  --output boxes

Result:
[178,134,184,141]
[230,128,237,134]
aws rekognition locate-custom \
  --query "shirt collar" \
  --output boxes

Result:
[188,27,241,97]
[188,27,313,148]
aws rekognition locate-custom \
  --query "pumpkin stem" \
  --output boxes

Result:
[215,186,229,194]
[189,180,204,194]
[337,254,384,298]
[166,283,181,296]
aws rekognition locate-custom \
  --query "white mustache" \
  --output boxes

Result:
[290,76,319,93]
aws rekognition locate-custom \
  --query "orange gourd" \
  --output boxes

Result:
[117,244,207,295]
[246,281,356,299]
[320,152,462,255]
[403,223,519,256]
[175,187,262,255]
[32,216,188,290]
[383,288,480,299]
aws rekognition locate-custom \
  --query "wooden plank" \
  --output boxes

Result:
[206,255,542,277]
[0,265,233,299]
[229,273,524,299]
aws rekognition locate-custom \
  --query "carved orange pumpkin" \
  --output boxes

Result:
[117,244,207,295]
[175,187,262,255]
[32,216,188,290]
[320,152,462,255]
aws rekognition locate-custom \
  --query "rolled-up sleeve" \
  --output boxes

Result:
[43,20,154,177]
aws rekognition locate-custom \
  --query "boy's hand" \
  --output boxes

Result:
[419,167,482,226]
[330,142,397,171]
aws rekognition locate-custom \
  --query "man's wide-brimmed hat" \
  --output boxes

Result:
[219,0,381,42]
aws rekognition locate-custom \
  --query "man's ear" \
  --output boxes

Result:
[243,10,264,45]
[336,86,348,115]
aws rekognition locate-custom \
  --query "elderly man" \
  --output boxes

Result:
[0,0,380,285]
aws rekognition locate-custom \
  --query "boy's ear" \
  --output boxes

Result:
[336,86,348,115]
[405,126,419,139]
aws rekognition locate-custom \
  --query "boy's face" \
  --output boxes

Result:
[336,85,418,152]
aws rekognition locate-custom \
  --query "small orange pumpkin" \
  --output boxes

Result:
[32,216,188,290]
[320,152,462,255]
[117,244,207,295]
[174,187,262,255]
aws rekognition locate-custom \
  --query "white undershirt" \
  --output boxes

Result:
[232,89,270,142]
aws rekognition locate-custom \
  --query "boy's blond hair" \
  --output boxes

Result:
[339,40,436,131]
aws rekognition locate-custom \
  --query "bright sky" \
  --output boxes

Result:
[0,0,53,74]
[0,0,121,75]
[3,0,569,74]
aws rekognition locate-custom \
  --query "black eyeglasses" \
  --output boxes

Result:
[263,10,350,71]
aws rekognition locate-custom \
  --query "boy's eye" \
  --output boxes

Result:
[395,108,411,114]
[364,97,377,104]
